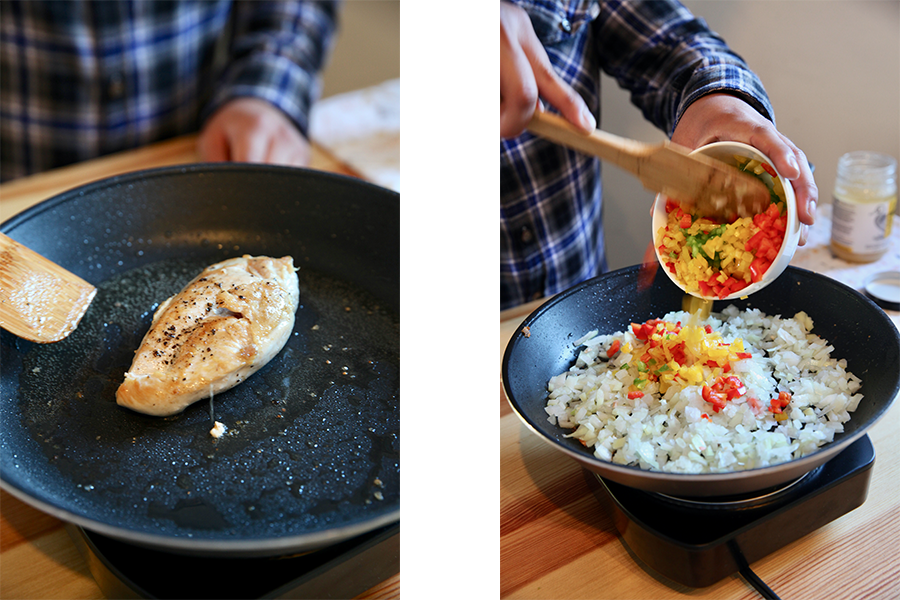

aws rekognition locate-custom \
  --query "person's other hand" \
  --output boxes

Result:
[500,1,595,139]
[198,97,311,167]
[671,93,817,245]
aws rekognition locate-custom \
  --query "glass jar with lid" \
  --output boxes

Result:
[830,151,897,262]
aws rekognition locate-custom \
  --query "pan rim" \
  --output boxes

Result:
[0,477,399,557]
[501,265,900,490]
[0,163,400,556]
[1,162,398,233]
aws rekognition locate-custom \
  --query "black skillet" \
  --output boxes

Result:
[0,164,399,557]
[503,265,900,497]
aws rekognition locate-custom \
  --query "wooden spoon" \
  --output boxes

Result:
[0,233,96,343]
[527,111,771,219]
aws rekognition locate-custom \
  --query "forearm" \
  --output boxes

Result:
[203,0,339,138]
[594,0,773,135]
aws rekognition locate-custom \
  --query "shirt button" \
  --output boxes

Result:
[521,226,533,243]
[559,17,572,33]
[106,71,125,99]
[589,3,600,19]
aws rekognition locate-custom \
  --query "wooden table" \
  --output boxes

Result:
[0,136,399,600]
[500,211,900,599]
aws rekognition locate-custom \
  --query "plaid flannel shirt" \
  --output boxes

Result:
[500,0,774,310]
[0,0,337,182]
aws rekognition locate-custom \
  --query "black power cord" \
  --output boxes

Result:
[729,540,782,600]
[739,565,781,600]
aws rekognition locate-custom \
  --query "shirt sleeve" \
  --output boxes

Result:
[593,0,774,136]
[203,0,338,138]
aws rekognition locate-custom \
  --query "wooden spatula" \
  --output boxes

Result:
[0,233,96,343]
[527,111,771,219]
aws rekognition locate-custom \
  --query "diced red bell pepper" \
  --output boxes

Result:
[749,256,770,283]
[607,339,621,358]
[747,204,787,270]
[746,230,767,252]
[670,341,686,365]
[723,376,747,399]
[761,163,777,177]
[679,213,693,229]
[702,275,724,297]
[768,391,792,414]
[753,213,768,229]
[628,391,645,400]
[720,276,747,298]
[757,236,778,261]
[643,320,664,340]
[632,320,661,341]
[730,279,749,293]
[772,214,787,234]
[702,375,748,413]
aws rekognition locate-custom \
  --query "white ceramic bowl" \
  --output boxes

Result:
[651,141,800,300]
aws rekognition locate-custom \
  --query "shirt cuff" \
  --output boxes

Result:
[204,54,321,139]
[673,63,775,135]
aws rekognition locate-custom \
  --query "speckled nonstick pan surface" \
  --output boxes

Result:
[503,266,899,497]
[0,164,399,557]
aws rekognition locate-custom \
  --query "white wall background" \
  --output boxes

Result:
[320,0,400,98]
[600,0,900,270]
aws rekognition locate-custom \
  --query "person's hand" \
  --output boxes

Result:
[671,93,817,245]
[500,1,595,139]
[197,97,311,167]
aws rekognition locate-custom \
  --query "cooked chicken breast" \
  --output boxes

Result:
[116,255,299,416]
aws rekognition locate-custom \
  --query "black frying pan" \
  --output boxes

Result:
[502,265,899,497]
[0,164,399,557]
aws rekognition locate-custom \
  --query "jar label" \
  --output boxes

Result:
[830,195,895,254]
